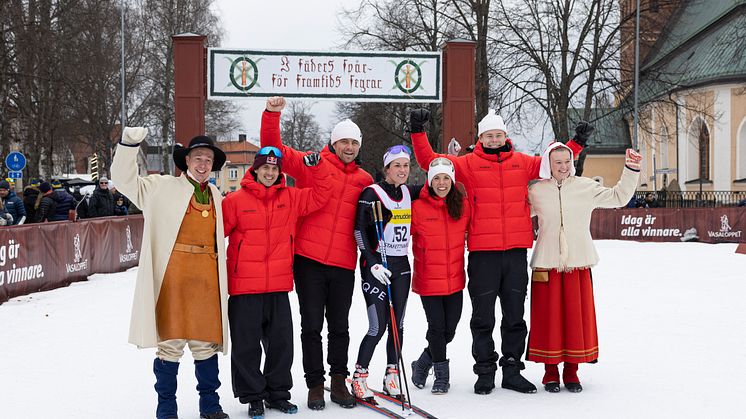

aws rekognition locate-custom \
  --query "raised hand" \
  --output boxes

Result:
[266,96,286,112]
[572,121,595,146]
[625,148,642,170]
[447,138,462,156]
[303,152,321,167]
[409,108,430,133]
[121,127,148,145]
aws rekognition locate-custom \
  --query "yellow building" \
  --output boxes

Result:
[583,1,746,205]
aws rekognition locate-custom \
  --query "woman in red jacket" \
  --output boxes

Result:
[409,158,470,394]
[222,146,332,418]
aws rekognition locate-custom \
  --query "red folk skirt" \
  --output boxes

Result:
[527,268,599,364]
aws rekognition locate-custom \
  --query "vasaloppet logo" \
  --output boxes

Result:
[119,225,139,263]
[707,214,742,239]
[65,233,89,273]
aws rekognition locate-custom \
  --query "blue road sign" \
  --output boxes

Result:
[8,171,22,179]
[5,152,27,171]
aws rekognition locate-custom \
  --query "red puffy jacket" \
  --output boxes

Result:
[222,163,333,295]
[412,185,471,296]
[411,132,582,251]
[261,111,373,270]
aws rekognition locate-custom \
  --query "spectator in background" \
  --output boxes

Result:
[50,180,77,221]
[34,182,57,223]
[636,192,660,208]
[109,180,131,214]
[23,179,42,224]
[114,195,129,216]
[88,176,115,218]
[0,180,27,224]
[738,198,746,207]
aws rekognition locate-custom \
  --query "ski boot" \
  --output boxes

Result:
[383,364,404,400]
[351,364,375,403]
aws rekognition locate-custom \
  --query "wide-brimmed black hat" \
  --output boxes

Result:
[173,135,226,172]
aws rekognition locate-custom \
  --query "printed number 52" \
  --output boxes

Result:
[393,226,408,242]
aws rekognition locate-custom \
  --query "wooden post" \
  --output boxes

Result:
[442,40,476,153]
[172,33,207,148]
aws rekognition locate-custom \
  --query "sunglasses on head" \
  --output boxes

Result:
[257,146,283,158]
[386,145,411,156]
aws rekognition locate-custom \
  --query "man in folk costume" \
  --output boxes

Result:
[111,127,230,419]
[409,109,590,395]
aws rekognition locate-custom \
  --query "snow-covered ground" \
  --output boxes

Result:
[2,241,744,418]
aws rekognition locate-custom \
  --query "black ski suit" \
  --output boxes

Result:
[353,181,421,368]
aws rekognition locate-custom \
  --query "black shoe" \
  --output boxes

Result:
[307,384,325,410]
[474,373,495,395]
[200,412,229,419]
[265,399,299,414]
[544,382,560,393]
[502,367,537,394]
[565,382,583,393]
[248,401,264,419]
[411,350,433,389]
[431,360,450,394]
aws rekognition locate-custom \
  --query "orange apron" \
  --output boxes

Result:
[156,195,222,344]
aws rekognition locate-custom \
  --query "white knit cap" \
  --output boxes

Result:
[427,157,455,185]
[330,119,362,145]
[107,179,115,188]
[383,145,411,167]
[539,142,576,180]
[478,109,507,136]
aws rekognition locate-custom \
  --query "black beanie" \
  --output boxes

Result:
[39,182,52,193]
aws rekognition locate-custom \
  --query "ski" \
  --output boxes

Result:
[368,387,438,419]
[324,386,407,419]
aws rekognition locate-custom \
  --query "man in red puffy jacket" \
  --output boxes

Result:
[261,97,371,410]
[222,146,332,418]
[409,109,590,395]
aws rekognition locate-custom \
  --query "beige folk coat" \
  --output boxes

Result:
[529,166,639,271]
[111,144,230,352]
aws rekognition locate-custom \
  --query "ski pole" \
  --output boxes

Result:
[373,201,412,412]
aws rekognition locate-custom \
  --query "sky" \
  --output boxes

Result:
[211,0,362,142]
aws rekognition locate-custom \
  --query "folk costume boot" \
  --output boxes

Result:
[194,355,229,419]
[383,364,403,399]
[543,364,560,393]
[431,360,450,394]
[153,358,179,419]
[500,357,537,394]
[307,384,325,410]
[563,362,583,393]
[411,349,433,389]
[351,365,375,401]
[330,374,356,408]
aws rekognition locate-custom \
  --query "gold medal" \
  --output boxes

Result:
[201,210,209,218]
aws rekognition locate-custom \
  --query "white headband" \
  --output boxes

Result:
[427,158,455,185]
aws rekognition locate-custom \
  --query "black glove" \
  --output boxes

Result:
[572,121,594,146]
[303,152,321,167]
[409,109,430,133]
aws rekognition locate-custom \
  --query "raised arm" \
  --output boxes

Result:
[593,149,642,208]
[260,97,308,182]
[409,109,459,169]
[294,154,334,216]
[111,127,163,210]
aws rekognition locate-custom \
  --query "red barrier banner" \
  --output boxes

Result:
[0,215,144,305]
[589,208,745,243]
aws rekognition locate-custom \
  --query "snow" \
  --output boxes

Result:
[2,241,744,418]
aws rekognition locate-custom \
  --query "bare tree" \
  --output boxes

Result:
[135,0,226,174]
[280,101,325,152]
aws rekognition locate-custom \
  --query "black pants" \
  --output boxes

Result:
[294,255,355,388]
[229,293,293,404]
[356,255,411,369]
[467,249,529,376]
[420,291,463,362]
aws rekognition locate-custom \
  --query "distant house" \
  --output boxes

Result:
[605,0,746,194]
[215,135,258,193]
